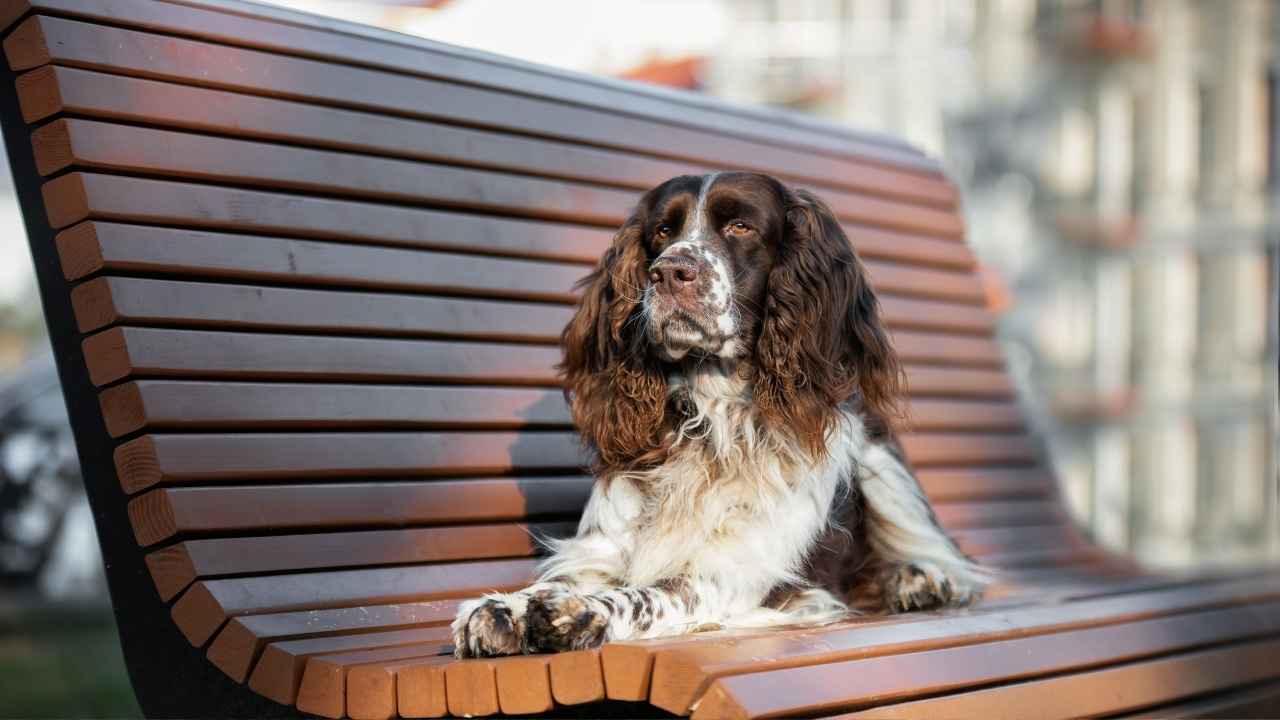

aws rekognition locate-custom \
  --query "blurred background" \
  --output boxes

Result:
[0,0,1276,715]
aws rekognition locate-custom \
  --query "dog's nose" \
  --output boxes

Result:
[649,258,700,295]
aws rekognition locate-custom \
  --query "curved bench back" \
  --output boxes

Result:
[0,1,1094,715]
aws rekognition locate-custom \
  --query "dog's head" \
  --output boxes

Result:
[560,172,902,468]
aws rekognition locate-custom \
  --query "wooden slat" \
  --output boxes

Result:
[396,657,453,718]
[930,499,1064,529]
[444,659,500,718]
[112,430,1036,496]
[979,545,1110,570]
[693,601,1280,718]
[32,118,636,227]
[55,221,591,298]
[40,167,967,274]
[71,276,577,341]
[898,433,1039,467]
[140,520,570,595]
[70,275,992,342]
[101,381,1024,437]
[249,630,450,706]
[44,172,611,262]
[98,382,573,437]
[18,0,937,174]
[603,574,1280,712]
[900,367,1013,397]
[81,327,1008,393]
[889,331,1002,367]
[549,650,606,706]
[81,328,568,389]
[15,65,961,239]
[32,116,963,237]
[126,476,592,545]
[840,644,1280,719]
[40,171,972,269]
[16,65,699,190]
[54,221,986,304]
[917,467,1055,501]
[0,2,28,33]
[206,600,459,683]
[297,643,456,719]
[113,431,586,494]
[347,656,449,720]
[902,398,1023,431]
[880,297,994,334]
[949,524,1085,557]
[3,9,959,205]
[51,220,597,288]
[169,558,536,647]
[1120,677,1280,719]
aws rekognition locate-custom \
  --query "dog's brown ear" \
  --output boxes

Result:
[754,188,904,455]
[558,207,668,470]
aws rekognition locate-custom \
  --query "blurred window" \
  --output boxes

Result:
[1266,66,1278,191]
[1196,79,1216,199]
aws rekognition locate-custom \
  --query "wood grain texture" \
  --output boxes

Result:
[693,599,1280,718]
[100,380,1025,438]
[33,117,963,237]
[80,326,1006,393]
[841,639,1280,720]
[9,9,957,201]
[206,600,459,683]
[31,118,637,227]
[611,574,1280,713]
[1119,677,1280,719]
[346,656,447,720]
[110,430,1036,497]
[13,65,957,228]
[52,220,985,303]
[114,431,586,494]
[169,558,537,647]
[69,275,993,342]
[296,642,453,719]
[126,476,592,539]
[81,327,570,389]
[249,629,450,707]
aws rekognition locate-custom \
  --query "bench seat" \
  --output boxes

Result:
[1,1,1276,717]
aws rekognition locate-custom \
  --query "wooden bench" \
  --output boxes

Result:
[2,1,1277,717]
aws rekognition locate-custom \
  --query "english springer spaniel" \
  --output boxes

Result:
[453,172,987,657]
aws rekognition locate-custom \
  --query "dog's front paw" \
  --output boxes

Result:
[525,593,610,652]
[883,561,977,612]
[451,596,528,658]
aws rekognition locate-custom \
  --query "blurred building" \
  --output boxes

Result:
[708,0,1279,569]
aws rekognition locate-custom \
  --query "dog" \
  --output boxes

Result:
[452,172,987,657]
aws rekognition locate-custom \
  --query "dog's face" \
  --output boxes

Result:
[638,173,782,361]
[560,172,903,469]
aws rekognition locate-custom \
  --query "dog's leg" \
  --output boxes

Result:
[524,579,852,651]
[522,579,697,652]
[452,478,642,657]
[857,443,989,612]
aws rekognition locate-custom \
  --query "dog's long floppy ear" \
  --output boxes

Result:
[755,188,905,456]
[559,206,668,471]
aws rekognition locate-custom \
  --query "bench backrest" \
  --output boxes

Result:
[0,0,1098,713]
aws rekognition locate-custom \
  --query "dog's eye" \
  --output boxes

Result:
[655,224,673,239]
[726,221,751,236]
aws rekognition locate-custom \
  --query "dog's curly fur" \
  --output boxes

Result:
[453,172,988,658]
